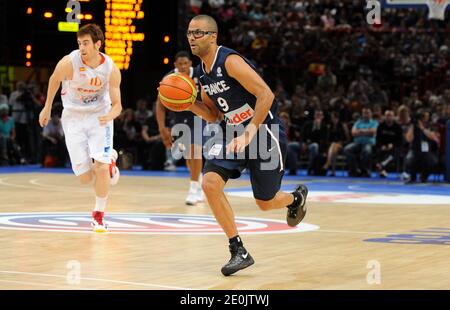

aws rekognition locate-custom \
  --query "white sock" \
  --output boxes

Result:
[94,196,108,212]
[190,181,200,191]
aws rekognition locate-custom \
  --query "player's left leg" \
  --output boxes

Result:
[90,151,119,232]
[254,186,308,227]
[250,125,309,227]
[87,110,119,232]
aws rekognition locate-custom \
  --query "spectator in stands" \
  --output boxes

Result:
[372,104,384,123]
[404,109,440,183]
[344,106,379,177]
[320,9,335,30]
[41,108,66,167]
[134,99,152,126]
[317,66,337,94]
[122,108,141,148]
[280,111,299,175]
[348,74,370,101]
[141,113,166,170]
[375,110,403,178]
[0,103,12,165]
[301,109,329,175]
[9,81,32,163]
[30,83,45,164]
[0,103,25,166]
[323,111,350,176]
[396,104,413,180]
[368,83,389,107]
[0,88,7,106]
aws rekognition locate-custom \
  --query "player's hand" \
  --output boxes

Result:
[39,107,51,127]
[226,132,252,154]
[160,127,173,148]
[98,114,113,126]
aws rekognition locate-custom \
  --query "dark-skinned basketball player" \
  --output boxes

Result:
[156,51,205,205]
[184,15,309,276]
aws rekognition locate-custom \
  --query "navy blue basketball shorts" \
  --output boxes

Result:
[203,122,287,201]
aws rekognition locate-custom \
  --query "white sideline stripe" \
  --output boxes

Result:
[0,279,88,290]
[0,270,194,290]
[0,178,186,197]
[265,124,284,171]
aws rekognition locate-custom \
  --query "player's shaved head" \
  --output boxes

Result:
[191,15,218,33]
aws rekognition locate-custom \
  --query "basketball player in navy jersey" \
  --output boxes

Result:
[156,51,205,205]
[185,15,309,276]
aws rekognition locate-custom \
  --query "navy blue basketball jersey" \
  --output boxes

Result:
[199,46,280,126]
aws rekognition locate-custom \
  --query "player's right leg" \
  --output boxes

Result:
[202,163,254,276]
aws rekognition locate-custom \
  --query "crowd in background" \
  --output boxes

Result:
[1,0,449,183]
[187,0,450,182]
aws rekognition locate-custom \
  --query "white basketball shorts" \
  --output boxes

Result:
[61,106,114,176]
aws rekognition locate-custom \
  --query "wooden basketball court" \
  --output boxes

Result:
[0,171,449,289]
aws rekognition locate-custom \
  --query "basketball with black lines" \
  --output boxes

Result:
[158,72,197,111]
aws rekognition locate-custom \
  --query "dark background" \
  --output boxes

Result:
[0,0,188,107]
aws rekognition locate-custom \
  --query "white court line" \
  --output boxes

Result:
[0,270,194,290]
[30,178,188,196]
[0,178,186,197]
[0,279,88,290]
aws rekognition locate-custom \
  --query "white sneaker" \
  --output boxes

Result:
[196,187,205,203]
[91,211,109,233]
[91,220,109,233]
[196,174,204,202]
[401,172,410,181]
[164,161,177,172]
[185,181,199,206]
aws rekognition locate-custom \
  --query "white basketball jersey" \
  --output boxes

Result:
[61,50,114,112]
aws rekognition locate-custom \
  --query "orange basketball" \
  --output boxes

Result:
[158,72,197,111]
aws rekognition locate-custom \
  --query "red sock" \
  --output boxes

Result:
[92,211,105,224]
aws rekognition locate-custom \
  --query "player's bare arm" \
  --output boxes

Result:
[225,54,274,153]
[99,64,122,126]
[39,55,73,127]
[188,87,220,123]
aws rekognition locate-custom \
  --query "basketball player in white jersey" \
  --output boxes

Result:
[38,24,122,232]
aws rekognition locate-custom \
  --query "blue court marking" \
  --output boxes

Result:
[225,180,450,196]
[365,227,450,245]
[0,165,194,178]
[1,165,448,196]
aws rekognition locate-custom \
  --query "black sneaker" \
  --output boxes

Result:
[221,244,254,276]
[286,184,308,227]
